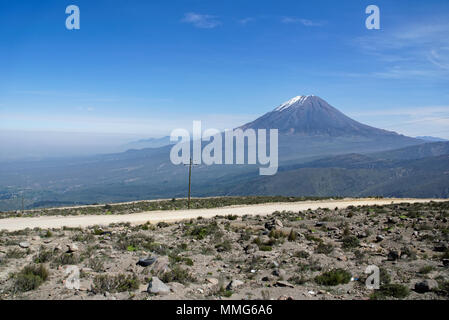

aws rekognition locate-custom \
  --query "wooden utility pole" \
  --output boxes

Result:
[184,157,198,209]
[188,157,192,209]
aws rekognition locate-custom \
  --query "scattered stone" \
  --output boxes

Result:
[147,277,170,295]
[19,241,30,249]
[136,257,157,267]
[261,276,272,282]
[376,235,385,242]
[277,295,293,300]
[244,244,258,254]
[387,250,399,261]
[265,219,283,230]
[275,281,294,288]
[206,278,219,285]
[226,280,244,291]
[415,279,438,293]
[434,244,447,252]
[272,269,286,278]
[67,243,79,253]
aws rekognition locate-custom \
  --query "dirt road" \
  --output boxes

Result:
[0,198,444,231]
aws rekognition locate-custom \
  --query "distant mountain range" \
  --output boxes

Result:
[416,136,448,142]
[1,95,447,211]
[227,142,449,198]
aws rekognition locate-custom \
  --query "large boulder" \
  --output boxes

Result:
[147,277,170,295]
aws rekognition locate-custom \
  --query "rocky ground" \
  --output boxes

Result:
[0,201,448,300]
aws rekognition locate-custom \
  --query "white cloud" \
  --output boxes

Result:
[281,17,325,27]
[181,12,221,29]
[238,17,255,25]
[348,105,449,139]
[354,20,449,78]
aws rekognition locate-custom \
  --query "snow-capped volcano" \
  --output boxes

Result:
[274,95,319,112]
[240,95,408,137]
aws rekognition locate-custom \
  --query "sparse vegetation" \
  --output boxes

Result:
[315,269,351,286]
[13,264,49,292]
[1,200,448,300]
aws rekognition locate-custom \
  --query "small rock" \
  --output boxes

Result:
[169,282,185,292]
[226,280,244,291]
[244,244,258,254]
[277,295,293,300]
[387,217,398,224]
[19,242,30,249]
[265,219,283,230]
[376,235,385,242]
[434,244,448,253]
[261,276,272,282]
[206,278,219,285]
[275,281,294,288]
[415,279,438,293]
[147,277,170,295]
[387,250,399,261]
[67,243,79,253]
[136,257,157,267]
[272,269,286,278]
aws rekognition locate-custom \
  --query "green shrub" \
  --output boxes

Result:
[419,265,434,274]
[6,248,27,259]
[161,266,196,285]
[89,257,105,272]
[315,242,334,254]
[185,222,220,240]
[342,236,360,250]
[370,284,410,300]
[288,229,297,241]
[34,247,53,263]
[215,240,232,252]
[53,253,79,266]
[14,264,49,292]
[93,273,139,293]
[315,269,351,286]
[294,250,310,259]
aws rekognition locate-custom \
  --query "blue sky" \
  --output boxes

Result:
[1,0,449,141]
